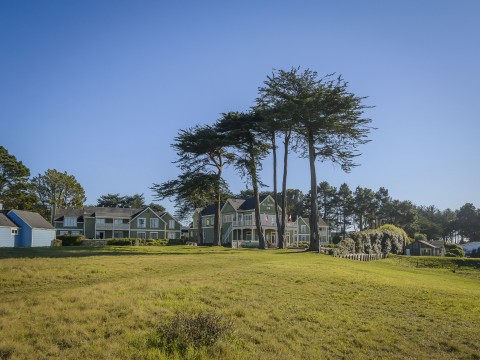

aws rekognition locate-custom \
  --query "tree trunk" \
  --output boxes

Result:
[307,133,319,251]
[196,210,204,246]
[272,133,282,248]
[213,168,222,246]
[250,152,265,249]
[279,129,291,249]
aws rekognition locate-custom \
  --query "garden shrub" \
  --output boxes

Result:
[51,239,62,247]
[445,242,465,257]
[240,241,260,248]
[414,233,428,242]
[333,238,355,256]
[57,234,85,246]
[105,238,168,246]
[150,311,232,355]
[167,238,185,246]
[378,224,411,244]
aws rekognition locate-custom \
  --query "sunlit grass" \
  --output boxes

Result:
[0,246,479,359]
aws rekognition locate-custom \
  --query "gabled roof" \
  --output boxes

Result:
[239,195,268,211]
[201,203,225,216]
[227,198,245,211]
[0,211,18,228]
[8,210,53,230]
[54,208,84,222]
[416,240,443,249]
[95,207,141,218]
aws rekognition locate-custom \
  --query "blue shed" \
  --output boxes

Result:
[0,211,19,247]
[7,210,55,247]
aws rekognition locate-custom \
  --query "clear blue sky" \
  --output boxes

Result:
[1,0,479,213]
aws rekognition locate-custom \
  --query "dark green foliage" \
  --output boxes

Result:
[149,311,232,355]
[51,239,62,247]
[0,146,38,211]
[167,238,185,246]
[57,235,85,246]
[378,224,410,244]
[445,242,465,258]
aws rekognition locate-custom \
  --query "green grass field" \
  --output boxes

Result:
[0,246,479,359]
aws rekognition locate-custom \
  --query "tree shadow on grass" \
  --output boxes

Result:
[0,246,237,259]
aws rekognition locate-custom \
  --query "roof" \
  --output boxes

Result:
[201,203,224,216]
[227,198,245,211]
[9,210,54,229]
[0,211,18,228]
[239,195,268,211]
[94,207,141,218]
[54,208,84,222]
[415,240,443,249]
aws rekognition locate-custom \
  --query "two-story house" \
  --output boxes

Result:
[54,206,182,240]
[189,195,330,247]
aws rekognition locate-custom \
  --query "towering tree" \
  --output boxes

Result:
[217,112,270,249]
[172,125,233,246]
[336,183,354,239]
[152,172,223,245]
[260,68,372,251]
[32,169,86,224]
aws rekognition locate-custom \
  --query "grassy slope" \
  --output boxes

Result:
[0,247,479,359]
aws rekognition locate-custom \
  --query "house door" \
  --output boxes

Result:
[96,231,105,239]
[271,233,276,246]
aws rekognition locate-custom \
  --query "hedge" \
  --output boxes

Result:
[56,234,85,246]
[333,229,403,256]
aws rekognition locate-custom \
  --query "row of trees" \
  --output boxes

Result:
[0,146,86,223]
[153,67,373,250]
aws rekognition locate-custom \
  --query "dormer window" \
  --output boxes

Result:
[64,217,77,227]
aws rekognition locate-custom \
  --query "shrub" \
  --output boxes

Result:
[378,224,411,244]
[240,241,260,248]
[167,238,185,246]
[333,238,355,256]
[445,242,465,258]
[51,239,62,247]
[57,234,85,246]
[150,311,232,355]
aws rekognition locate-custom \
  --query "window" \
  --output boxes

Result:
[137,232,146,239]
[168,232,176,239]
[96,218,105,224]
[169,220,175,229]
[96,231,105,239]
[150,232,158,239]
[11,229,18,235]
[244,214,253,225]
[151,218,159,228]
[223,215,233,223]
[59,230,68,235]
[64,217,77,227]
[71,231,80,235]
[114,219,123,225]
[138,218,146,228]
[114,231,123,238]
[300,225,307,233]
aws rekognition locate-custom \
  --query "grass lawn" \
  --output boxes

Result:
[0,246,479,359]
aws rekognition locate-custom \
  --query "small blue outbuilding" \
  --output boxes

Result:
[0,209,55,247]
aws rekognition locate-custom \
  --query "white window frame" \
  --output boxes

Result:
[59,230,68,235]
[137,232,146,239]
[113,219,123,225]
[114,231,123,238]
[169,220,175,229]
[223,215,233,223]
[137,218,146,228]
[168,232,176,239]
[300,225,307,233]
[96,218,105,224]
[71,231,80,235]
[64,217,77,227]
[151,218,159,228]
[150,232,158,239]
[11,229,18,235]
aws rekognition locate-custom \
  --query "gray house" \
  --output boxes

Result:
[0,211,19,247]
[6,210,56,247]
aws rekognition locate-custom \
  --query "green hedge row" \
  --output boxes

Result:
[333,229,404,256]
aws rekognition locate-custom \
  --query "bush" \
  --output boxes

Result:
[57,234,85,246]
[445,242,465,258]
[378,224,411,244]
[105,238,168,246]
[150,311,232,355]
[167,238,185,246]
[333,238,355,256]
[51,239,62,247]
[240,241,260,248]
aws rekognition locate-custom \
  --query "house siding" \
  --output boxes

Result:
[32,229,55,247]
[0,227,16,247]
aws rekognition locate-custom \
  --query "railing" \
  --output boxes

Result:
[232,220,296,228]
[222,224,233,243]
[334,253,388,261]
[95,223,129,230]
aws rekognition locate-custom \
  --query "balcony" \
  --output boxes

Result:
[232,220,296,229]
[95,223,129,231]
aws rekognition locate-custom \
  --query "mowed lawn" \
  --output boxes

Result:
[0,247,479,360]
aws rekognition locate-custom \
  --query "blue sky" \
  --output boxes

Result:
[1,0,479,213]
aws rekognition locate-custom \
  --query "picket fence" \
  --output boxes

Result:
[334,253,388,261]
